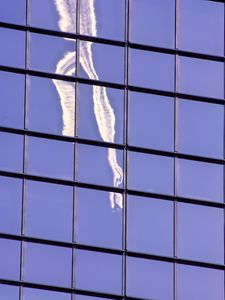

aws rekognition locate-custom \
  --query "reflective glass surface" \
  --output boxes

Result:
[25,180,73,242]
[0,71,25,129]
[0,0,26,25]
[23,288,71,300]
[0,284,19,300]
[0,176,22,235]
[130,0,175,48]
[0,239,20,280]
[75,250,122,294]
[129,92,174,151]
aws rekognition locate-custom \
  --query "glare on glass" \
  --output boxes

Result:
[25,180,73,242]
[0,239,20,280]
[29,0,76,33]
[29,33,76,75]
[27,76,75,136]
[179,0,224,56]
[23,288,71,300]
[0,0,26,25]
[130,0,175,48]
[129,49,174,91]
[129,92,174,151]
[177,264,224,300]
[177,203,224,264]
[26,136,74,180]
[0,132,24,172]
[0,28,25,68]
[126,256,173,300]
[75,250,122,294]
[0,284,19,300]
[177,99,224,158]
[79,41,124,84]
[76,188,123,249]
[127,195,173,256]
[0,176,22,235]
[79,0,125,40]
[178,56,224,99]
[23,242,72,287]
[177,159,223,203]
[77,84,124,144]
[128,151,174,195]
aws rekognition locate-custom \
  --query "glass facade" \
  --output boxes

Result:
[0,0,224,299]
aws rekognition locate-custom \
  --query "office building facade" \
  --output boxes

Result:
[0,0,224,299]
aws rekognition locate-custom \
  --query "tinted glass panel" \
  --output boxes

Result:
[130,49,174,91]
[79,42,124,84]
[26,136,74,180]
[178,56,224,99]
[0,71,25,129]
[0,0,26,25]
[29,0,76,33]
[77,84,124,144]
[27,76,75,137]
[29,33,76,75]
[25,181,73,242]
[129,92,174,151]
[0,176,22,235]
[127,257,173,300]
[128,151,174,195]
[0,132,23,172]
[177,203,224,264]
[127,195,173,256]
[177,264,224,300]
[75,250,122,294]
[0,28,25,68]
[23,288,71,300]
[0,284,19,300]
[130,0,175,48]
[0,239,20,280]
[76,188,123,249]
[23,242,72,287]
[177,159,223,203]
[179,0,224,56]
[177,99,224,158]
[75,296,109,300]
[79,0,125,40]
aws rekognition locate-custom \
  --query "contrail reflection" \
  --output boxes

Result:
[53,0,123,209]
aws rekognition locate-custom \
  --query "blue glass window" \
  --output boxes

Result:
[23,288,71,300]
[0,0,26,25]
[0,284,19,300]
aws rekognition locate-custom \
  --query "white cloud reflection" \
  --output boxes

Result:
[53,0,123,209]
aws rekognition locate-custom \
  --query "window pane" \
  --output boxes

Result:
[75,250,122,294]
[79,41,124,84]
[76,188,123,249]
[130,0,175,48]
[75,296,110,300]
[0,239,20,280]
[27,76,75,137]
[77,84,124,144]
[29,0,76,33]
[129,92,174,151]
[0,176,22,235]
[126,257,173,300]
[177,203,224,264]
[179,0,224,56]
[0,284,19,300]
[0,28,25,68]
[0,71,25,129]
[26,136,74,180]
[23,288,71,300]
[128,151,174,195]
[178,56,224,99]
[0,132,23,172]
[23,242,72,287]
[77,144,124,190]
[129,49,174,91]
[177,264,224,300]
[29,33,76,75]
[177,99,224,158]
[0,0,26,25]
[127,195,173,256]
[25,180,73,242]
[79,0,125,40]
[177,159,223,203]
